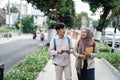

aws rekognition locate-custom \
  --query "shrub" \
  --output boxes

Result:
[97,42,111,53]
[104,52,120,72]
[0,28,18,33]
[98,42,120,72]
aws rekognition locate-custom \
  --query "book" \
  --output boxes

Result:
[86,47,93,54]
[62,50,69,53]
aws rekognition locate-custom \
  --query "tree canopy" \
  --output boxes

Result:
[82,0,120,31]
[26,0,76,28]
[74,12,89,28]
[10,7,19,13]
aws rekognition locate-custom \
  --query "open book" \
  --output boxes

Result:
[86,47,93,54]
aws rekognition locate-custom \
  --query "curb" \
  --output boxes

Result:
[0,34,32,44]
[35,60,53,80]
[101,58,120,80]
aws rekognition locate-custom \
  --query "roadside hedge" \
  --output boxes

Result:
[97,42,120,72]
[4,47,51,80]
[0,28,18,33]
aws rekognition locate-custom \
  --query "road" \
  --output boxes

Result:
[0,38,47,72]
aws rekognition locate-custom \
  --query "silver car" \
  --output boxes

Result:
[103,28,120,47]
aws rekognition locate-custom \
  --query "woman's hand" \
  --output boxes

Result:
[78,54,86,59]
[84,52,91,58]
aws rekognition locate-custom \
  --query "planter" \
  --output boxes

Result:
[94,30,102,41]
[47,29,56,46]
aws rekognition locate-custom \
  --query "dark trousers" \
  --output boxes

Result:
[77,59,95,80]
[77,68,95,80]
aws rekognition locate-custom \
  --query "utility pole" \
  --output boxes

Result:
[8,0,11,28]
[111,8,120,53]
[19,0,22,34]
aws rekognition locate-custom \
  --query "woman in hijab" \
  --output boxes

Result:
[73,28,98,80]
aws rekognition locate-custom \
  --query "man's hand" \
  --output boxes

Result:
[57,50,72,54]
[57,50,63,54]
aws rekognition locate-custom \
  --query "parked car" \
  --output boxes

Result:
[103,27,120,47]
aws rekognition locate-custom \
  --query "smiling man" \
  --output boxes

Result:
[48,23,73,80]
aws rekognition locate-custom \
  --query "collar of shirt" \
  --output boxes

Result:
[56,35,66,39]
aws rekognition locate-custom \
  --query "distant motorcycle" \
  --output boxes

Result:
[40,32,45,41]
[33,34,36,39]
[32,30,37,39]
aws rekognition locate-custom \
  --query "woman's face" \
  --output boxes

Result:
[81,29,87,38]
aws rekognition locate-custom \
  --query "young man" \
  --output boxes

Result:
[48,23,73,80]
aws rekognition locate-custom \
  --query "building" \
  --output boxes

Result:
[0,0,46,28]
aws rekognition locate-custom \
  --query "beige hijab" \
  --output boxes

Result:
[76,28,94,73]
[79,28,94,54]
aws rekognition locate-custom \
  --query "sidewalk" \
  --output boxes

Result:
[36,39,119,80]
[36,56,119,80]
[0,34,32,44]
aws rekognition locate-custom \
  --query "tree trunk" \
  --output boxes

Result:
[94,7,111,41]
[97,7,111,31]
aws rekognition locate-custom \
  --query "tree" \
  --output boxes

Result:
[60,15,74,28]
[92,20,98,29]
[26,0,75,28]
[118,8,120,30]
[26,0,75,46]
[81,0,120,40]
[74,14,82,28]
[14,15,37,33]
[81,0,120,31]
[10,7,19,13]
[74,12,89,29]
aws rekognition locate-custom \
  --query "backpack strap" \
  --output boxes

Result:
[53,37,56,51]
[93,41,96,46]
[92,40,96,53]
[66,36,70,45]
[66,36,70,49]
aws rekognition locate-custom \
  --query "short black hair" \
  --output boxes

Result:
[55,23,66,30]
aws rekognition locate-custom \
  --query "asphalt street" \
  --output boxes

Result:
[0,38,47,72]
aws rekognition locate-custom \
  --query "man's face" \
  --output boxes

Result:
[57,27,66,37]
